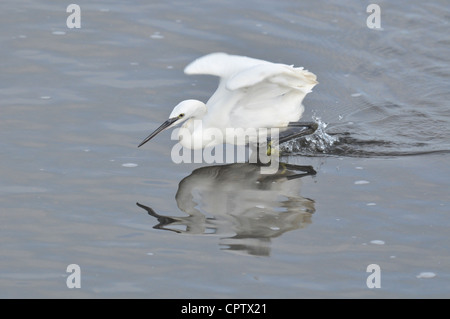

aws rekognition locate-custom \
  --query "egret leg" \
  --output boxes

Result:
[287,122,319,129]
[278,122,318,144]
[255,162,316,183]
[252,142,274,162]
[254,122,318,159]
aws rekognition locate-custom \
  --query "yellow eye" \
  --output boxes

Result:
[179,113,185,118]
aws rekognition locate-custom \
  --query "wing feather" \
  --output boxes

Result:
[227,64,317,93]
[183,53,318,130]
[184,52,269,78]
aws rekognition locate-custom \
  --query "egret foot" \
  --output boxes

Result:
[266,140,279,156]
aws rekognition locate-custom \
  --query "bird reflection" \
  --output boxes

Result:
[137,162,316,256]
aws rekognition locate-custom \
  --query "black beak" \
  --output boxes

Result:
[138,117,179,148]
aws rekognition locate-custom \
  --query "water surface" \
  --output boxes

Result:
[1,0,449,298]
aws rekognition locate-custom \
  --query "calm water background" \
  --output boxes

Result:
[1,0,449,298]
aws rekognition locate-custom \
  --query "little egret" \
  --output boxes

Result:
[138,52,318,150]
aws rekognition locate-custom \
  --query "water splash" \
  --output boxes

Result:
[280,117,339,155]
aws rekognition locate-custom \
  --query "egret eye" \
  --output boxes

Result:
[179,113,185,118]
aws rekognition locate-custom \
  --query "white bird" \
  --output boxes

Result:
[138,52,318,150]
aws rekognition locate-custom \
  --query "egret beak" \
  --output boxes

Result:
[138,117,179,147]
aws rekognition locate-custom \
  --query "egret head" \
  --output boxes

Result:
[138,99,206,147]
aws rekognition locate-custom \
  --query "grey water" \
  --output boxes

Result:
[1,0,449,298]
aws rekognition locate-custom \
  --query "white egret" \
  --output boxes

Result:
[138,52,318,149]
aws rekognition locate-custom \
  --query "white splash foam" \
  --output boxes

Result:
[416,272,436,279]
[281,116,338,154]
[122,163,138,168]
[150,32,164,39]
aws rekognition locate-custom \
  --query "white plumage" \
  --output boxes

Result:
[138,52,318,149]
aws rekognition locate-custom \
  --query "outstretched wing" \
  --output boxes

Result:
[227,63,317,95]
[184,52,270,79]
[185,52,316,93]
[184,53,318,129]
